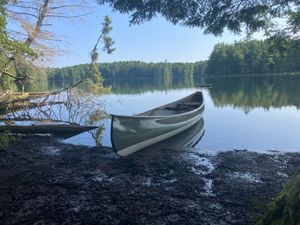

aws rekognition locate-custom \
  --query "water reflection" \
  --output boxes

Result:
[206,76,300,111]
[26,75,300,111]
[149,118,205,150]
[103,76,195,95]
[133,118,205,159]
[21,74,300,152]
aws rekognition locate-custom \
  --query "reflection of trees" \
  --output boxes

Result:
[207,76,300,111]
[103,76,195,94]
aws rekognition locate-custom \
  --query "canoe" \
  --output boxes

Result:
[111,91,205,156]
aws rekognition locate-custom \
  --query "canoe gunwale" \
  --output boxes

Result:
[110,91,204,120]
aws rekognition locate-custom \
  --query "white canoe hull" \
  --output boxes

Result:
[111,92,205,156]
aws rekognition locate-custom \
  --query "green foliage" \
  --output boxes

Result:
[1,0,38,91]
[0,1,35,58]
[206,39,300,75]
[0,133,15,149]
[87,109,107,146]
[75,16,115,94]
[101,16,115,54]
[97,0,300,38]
[258,173,300,225]
[0,0,9,50]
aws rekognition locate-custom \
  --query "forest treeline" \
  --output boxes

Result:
[48,61,206,81]
[48,38,300,81]
[206,38,300,75]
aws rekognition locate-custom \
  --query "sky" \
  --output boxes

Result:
[48,3,250,68]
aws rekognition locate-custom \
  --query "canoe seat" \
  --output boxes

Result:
[164,102,200,110]
[140,100,202,116]
[177,102,200,107]
[149,109,184,116]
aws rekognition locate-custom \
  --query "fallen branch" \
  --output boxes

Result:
[0,90,11,100]
[0,124,98,138]
[0,118,77,125]
[7,92,50,96]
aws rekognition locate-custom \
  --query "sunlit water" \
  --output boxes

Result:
[61,76,300,153]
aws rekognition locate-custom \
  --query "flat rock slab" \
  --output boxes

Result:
[0,136,300,225]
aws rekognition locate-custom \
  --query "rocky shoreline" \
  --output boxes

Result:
[0,136,300,225]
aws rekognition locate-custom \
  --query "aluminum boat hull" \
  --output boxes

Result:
[111,92,204,156]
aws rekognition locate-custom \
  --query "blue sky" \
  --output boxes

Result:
[50,3,249,68]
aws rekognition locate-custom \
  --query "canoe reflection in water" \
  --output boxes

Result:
[150,118,205,150]
[127,119,205,160]
[111,92,205,156]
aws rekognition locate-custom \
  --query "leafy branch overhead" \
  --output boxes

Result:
[101,16,115,54]
[97,0,300,38]
[63,15,115,93]
[0,0,35,60]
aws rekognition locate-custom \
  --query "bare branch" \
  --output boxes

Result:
[50,4,90,10]
[7,3,39,11]
[25,0,50,46]
[6,9,39,18]
[7,29,28,37]
[45,12,92,18]
[2,70,19,80]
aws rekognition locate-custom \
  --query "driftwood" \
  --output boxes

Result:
[0,92,50,105]
[0,90,10,100]
[0,118,77,124]
[8,92,50,96]
[0,124,97,138]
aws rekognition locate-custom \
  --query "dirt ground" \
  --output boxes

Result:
[0,136,300,225]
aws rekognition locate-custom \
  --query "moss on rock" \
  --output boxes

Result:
[258,173,300,225]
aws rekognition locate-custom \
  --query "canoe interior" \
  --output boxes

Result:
[138,92,203,117]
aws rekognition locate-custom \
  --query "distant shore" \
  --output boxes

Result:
[204,72,300,79]
[0,136,299,225]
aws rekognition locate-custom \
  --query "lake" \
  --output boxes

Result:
[45,75,299,154]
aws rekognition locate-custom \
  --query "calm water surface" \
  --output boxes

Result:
[61,76,300,153]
